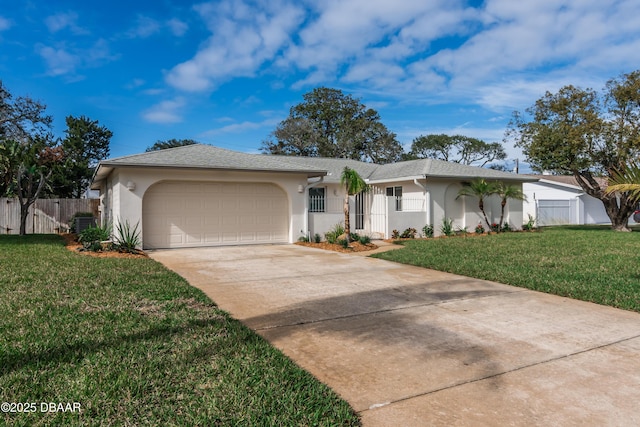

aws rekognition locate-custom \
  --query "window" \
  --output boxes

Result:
[386,186,402,211]
[309,187,325,212]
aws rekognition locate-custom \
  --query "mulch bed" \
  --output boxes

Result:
[295,241,378,253]
[61,233,148,259]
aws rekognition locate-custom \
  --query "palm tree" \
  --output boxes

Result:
[605,163,640,203]
[457,179,497,231]
[494,182,527,231]
[340,167,368,242]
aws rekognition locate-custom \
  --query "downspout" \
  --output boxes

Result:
[302,177,324,240]
[575,192,586,224]
[413,176,430,227]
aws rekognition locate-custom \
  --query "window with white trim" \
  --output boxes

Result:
[386,186,403,211]
[309,187,326,212]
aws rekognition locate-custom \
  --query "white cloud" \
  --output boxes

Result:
[126,15,161,38]
[36,44,80,76]
[0,16,11,31]
[126,78,146,89]
[44,11,88,34]
[167,18,188,36]
[200,117,280,137]
[161,0,640,119]
[35,39,118,77]
[142,97,186,123]
[165,0,305,92]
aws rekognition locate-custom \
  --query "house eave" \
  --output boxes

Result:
[90,162,327,190]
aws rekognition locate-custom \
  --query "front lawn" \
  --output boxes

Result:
[373,226,640,312]
[0,235,359,426]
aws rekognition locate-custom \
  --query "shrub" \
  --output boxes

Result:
[298,235,310,243]
[475,223,485,234]
[324,222,345,244]
[422,224,434,238]
[78,224,111,251]
[440,218,454,236]
[400,228,417,239]
[313,233,322,243]
[113,220,141,253]
[522,214,536,231]
[455,226,469,235]
[391,229,400,239]
[358,235,371,245]
[337,238,349,248]
[350,232,360,242]
[490,222,500,233]
[501,222,512,232]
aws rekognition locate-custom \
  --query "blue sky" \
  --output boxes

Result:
[1,0,639,167]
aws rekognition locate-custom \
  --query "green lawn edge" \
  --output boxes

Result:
[373,226,640,313]
[0,235,360,426]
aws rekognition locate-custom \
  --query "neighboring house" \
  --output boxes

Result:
[91,144,536,249]
[522,175,613,226]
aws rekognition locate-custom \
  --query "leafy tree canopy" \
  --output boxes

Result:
[405,134,507,167]
[0,81,52,143]
[507,70,640,231]
[0,81,54,198]
[48,115,112,198]
[261,87,403,164]
[146,138,199,152]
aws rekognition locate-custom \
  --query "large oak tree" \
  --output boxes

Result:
[405,134,507,167]
[262,87,403,164]
[508,70,640,231]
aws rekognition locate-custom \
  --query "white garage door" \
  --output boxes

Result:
[143,181,289,249]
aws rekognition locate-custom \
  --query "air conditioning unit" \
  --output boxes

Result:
[75,217,96,233]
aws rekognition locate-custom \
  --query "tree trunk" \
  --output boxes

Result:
[17,166,51,236]
[19,204,29,235]
[479,199,492,231]
[604,196,633,232]
[343,192,350,242]
[498,199,507,232]
[573,171,635,232]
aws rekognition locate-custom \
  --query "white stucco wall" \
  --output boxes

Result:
[523,180,609,225]
[100,167,310,246]
[306,178,527,239]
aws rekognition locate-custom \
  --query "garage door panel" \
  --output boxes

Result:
[143,181,289,249]
[186,233,203,244]
[204,233,221,243]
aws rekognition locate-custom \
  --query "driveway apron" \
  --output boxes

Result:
[149,245,640,426]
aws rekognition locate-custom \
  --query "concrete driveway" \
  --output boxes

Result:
[149,244,640,426]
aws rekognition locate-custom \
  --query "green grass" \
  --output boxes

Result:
[373,226,640,312]
[0,235,359,426]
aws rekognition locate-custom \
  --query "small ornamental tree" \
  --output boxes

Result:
[494,182,527,231]
[457,179,498,232]
[340,167,368,242]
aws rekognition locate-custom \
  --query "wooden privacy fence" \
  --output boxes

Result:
[0,198,99,234]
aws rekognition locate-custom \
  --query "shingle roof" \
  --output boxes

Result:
[270,156,379,183]
[525,174,607,188]
[93,144,536,186]
[101,144,326,173]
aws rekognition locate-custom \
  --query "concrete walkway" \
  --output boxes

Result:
[149,244,640,426]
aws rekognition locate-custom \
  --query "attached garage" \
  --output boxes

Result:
[143,181,289,249]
